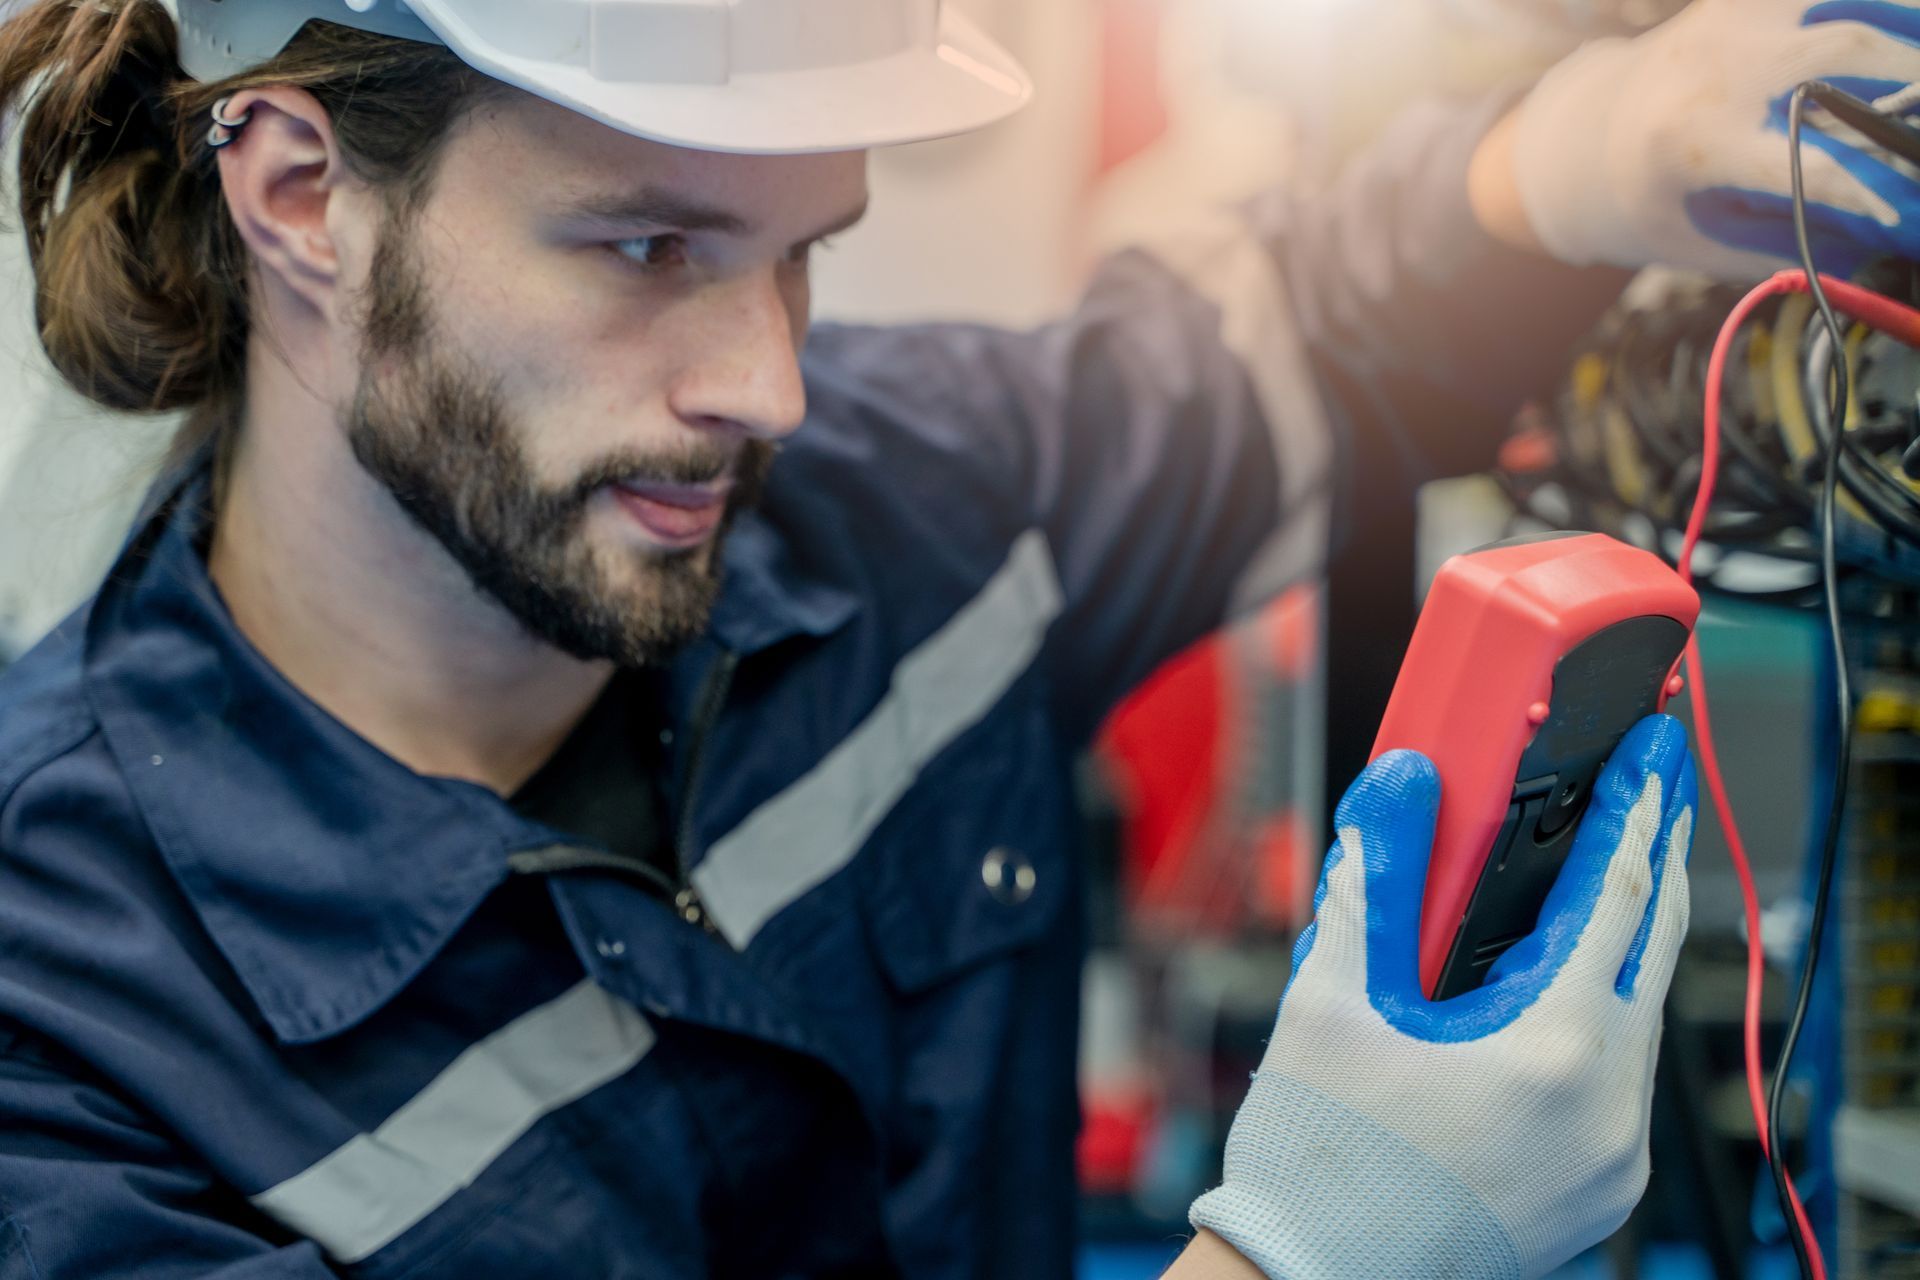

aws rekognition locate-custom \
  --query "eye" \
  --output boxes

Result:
[611,234,690,271]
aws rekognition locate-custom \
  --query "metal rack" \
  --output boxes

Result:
[1836,637,1920,1279]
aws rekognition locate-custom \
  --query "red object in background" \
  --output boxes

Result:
[1496,419,1559,476]
[1098,587,1319,935]
[1250,809,1313,926]
[1095,0,1171,178]
[1077,1088,1154,1195]
[1368,534,1699,998]
[1100,631,1227,902]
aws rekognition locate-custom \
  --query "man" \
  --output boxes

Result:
[0,0,1911,1276]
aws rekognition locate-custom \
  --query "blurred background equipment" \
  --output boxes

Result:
[1833,626,1920,1279]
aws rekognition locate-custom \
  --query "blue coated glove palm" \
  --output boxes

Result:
[1191,715,1698,1280]
[1512,0,1920,279]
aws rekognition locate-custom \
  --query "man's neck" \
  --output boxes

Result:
[207,342,612,797]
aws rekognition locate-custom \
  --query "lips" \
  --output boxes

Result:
[610,479,731,548]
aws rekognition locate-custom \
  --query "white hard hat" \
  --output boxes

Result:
[172,0,1034,155]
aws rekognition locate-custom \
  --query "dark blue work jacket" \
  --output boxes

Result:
[0,97,1621,1279]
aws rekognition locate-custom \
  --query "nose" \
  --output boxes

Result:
[667,269,809,442]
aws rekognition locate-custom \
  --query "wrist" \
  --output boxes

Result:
[1163,1230,1268,1280]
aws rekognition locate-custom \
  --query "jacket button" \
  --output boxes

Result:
[981,846,1036,905]
[674,888,707,928]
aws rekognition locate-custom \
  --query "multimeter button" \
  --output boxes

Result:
[1527,701,1551,726]
[1534,776,1584,840]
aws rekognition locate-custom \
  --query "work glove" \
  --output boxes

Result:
[1190,714,1697,1280]
[1436,0,1671,52]
[1511,0,1920,278]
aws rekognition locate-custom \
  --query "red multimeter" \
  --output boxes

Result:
[1370,532,1701,1000]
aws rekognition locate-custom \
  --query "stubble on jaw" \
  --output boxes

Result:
[341,205,772,668]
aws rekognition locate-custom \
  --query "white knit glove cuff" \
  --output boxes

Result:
[1510,36,1645,269]
[1189,1074,1522,1280]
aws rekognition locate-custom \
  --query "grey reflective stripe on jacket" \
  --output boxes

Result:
[693,529,1064,950]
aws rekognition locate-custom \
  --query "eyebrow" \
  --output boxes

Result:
[565,186,870,244]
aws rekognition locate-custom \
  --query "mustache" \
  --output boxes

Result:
[558,439,778,508]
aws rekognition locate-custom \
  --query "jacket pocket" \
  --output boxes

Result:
[856,692,1075,995]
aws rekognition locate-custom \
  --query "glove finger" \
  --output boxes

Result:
[1703,114,1909,216]
[1778,86,1920,223]
[1616,750,1699,1008]
[1491,716,1690,1000]
[1775,73,1920,221]
[1685,191,1904,279]
[1778,10,1920,83]
[1625,814,1695,1023]
[1667,122,1912,278]
[1281,843,1346,998]
[1557,716,1693,992]
[1348,750,1443,1004]
[1804,1,1920,50]
[1293,750,1440,1003]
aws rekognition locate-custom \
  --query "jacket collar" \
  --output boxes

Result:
[83,462,858,1043]
[705,502,861,655]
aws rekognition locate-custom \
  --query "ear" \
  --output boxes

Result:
[214,86,368,318]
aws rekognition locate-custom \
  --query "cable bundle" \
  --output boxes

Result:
[1505,267,1920,596]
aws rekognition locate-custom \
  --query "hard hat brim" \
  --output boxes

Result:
[412,3,1034,156]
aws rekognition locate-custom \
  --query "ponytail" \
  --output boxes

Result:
[1,0,234,422]
[0,1,500,464]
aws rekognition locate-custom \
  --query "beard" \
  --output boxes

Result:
[343,214,775,668]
